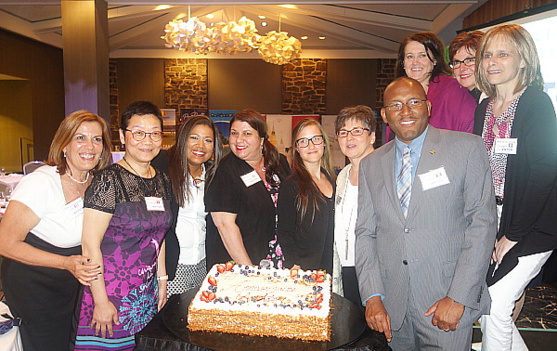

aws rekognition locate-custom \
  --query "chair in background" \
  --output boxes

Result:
[22,161,44,175]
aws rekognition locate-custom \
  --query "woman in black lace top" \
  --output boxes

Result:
[75,101,173,351]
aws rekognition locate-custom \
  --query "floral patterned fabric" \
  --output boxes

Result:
[264,177,285,268]
[75,164,172,350]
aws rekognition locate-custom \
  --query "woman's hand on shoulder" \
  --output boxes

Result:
[63,255,101,286]
[91,300,120,338]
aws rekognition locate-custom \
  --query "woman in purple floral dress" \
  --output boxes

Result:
[75,101,172,350]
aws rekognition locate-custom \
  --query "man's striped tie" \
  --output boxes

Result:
[397,147,412,217]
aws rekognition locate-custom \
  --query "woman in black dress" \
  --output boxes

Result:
[277,118,336,272]
[205,109,290,268]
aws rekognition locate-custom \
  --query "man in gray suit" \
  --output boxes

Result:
[355,77,496,350]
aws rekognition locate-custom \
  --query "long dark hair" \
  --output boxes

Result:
[168,115,223,207]
[230,109,284,185]
[292,118,335,221]
[396,32,451,82]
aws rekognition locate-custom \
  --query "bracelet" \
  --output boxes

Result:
[157,275,168,281]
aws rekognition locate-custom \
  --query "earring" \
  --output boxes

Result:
[63,150,67,158]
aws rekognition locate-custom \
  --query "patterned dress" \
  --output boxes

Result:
[75,164,172,350]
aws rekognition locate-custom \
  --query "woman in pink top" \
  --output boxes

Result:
[386,32,476,142]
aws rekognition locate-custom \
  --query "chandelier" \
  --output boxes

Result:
[161,13,302,65]
[258,31,302,65]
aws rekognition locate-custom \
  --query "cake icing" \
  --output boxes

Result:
[187,262,331,341]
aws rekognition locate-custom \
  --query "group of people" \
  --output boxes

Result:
[358,23,557,351]
[0,22,555,351]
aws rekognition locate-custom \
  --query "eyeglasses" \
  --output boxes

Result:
[337,127,370,138]
[449,57,475,69]
[384,99,427,111]
[295,135,324,148]
[124,129,163,141]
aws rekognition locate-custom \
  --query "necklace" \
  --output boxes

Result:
[341,166,356,261]
[123,157,154,197]
[67,171,90,184]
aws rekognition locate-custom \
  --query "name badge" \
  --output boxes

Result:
[494,138,518,154]
[66,197,83,217]
[145,196,165,211]
[419,166,450,191]
[240,170,261,187]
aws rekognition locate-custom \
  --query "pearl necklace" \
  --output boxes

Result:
[67,171,90,184]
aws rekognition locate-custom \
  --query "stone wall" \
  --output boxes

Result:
[164,59,208,113]
[282,59,327,114]
[375,58,397,108]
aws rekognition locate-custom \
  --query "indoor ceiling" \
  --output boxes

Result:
[0,0,488,59]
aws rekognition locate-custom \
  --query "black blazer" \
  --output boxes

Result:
[474,86,557,284]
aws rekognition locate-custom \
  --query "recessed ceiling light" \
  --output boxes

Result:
[261,21,268,27]
[279,5,298,9]
[301,36,308,40]
[258,15,266,19]
[319,36,326,40]
[154,5,171,11]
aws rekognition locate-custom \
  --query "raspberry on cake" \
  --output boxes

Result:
[187,262,332,341]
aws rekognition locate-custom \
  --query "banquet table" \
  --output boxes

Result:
[136,292,391,351]
[0,174,23,192]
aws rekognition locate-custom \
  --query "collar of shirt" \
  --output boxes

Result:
[394,125,429,183]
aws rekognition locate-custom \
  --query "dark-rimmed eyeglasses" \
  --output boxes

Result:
[384,99,427,112]
[449,57,475,69]
[295,135,324,148]
[124,129,163,141]
[337,127,370,138]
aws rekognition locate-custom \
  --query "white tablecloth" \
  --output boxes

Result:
[0,302,23,351]
[0,174,23,192]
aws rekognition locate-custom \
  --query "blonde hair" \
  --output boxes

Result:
[476,24,543,97]
[47,110,112,174]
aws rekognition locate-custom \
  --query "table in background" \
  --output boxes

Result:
[136,292,391,351]
[0,174,23,192]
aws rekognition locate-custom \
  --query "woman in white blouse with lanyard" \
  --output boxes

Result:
[333,105,376,305]
[0,111,111,351]
[162,115,223,295]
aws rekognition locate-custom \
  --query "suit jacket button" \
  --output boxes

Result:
[403,260,408,265]
[404,228,410,233]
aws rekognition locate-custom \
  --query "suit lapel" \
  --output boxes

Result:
[406,127,441,220]
[380,142,405,223]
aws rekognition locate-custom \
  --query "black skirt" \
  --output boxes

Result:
[1,233,82,351]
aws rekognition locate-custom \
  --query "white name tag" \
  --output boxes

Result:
[66,197,83,217]
[240,170,261,187]
[145,196,165,211]
[419,166,450,191]
[494,138,518,154]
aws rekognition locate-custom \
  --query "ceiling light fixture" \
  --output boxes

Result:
[162,9,301,65]
[300,36,308,40]
[257,14,302,65]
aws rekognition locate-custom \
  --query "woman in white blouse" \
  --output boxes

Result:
[164,115,222,295]
[333,105,376,305]
[0,111,111,351]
